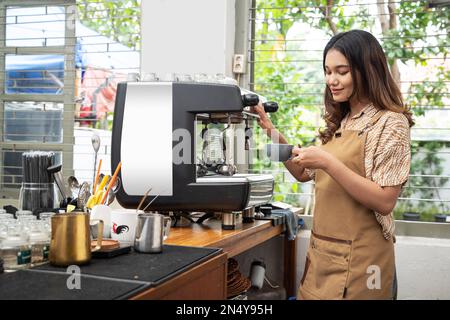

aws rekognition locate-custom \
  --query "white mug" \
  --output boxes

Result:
[110,209,139,244]
[90,204,111,238]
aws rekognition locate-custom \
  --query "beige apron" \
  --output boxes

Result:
[298,111,395,300]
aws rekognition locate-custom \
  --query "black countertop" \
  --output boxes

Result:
[0,244,222,300]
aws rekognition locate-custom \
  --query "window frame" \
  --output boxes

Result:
[0,0,76,198]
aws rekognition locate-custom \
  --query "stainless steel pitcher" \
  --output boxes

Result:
[134,213,171,253]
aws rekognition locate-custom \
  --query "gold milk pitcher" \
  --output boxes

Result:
[49,212,103,266]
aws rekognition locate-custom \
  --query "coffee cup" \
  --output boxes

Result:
[110,209,139,244]
[90,204,111,238]
[265,144,294,162]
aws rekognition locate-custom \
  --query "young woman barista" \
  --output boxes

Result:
[252,29,413,300]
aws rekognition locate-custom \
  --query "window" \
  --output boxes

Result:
[0,0,141,201]
[249,0,450,224]
[0,1,75,199]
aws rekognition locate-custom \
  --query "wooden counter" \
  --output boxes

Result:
[164,216,298,297]
[132,208,301,300]
[165,218,284,257]
[131,251,228,300]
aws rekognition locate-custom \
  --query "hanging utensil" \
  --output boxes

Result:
[92,159,103,194]
[78,182,91,211]
[67,176,80,199]
[47,164,72,204]
[105,177,121,206]
[137,186,152,212]
[100,162,122,205]
[91,134,101,187]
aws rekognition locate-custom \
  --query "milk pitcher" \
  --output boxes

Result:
[134,213,171,253]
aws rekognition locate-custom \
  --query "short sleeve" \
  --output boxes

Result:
[372,115,411,187]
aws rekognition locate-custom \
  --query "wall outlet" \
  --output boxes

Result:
[232,54,246,74]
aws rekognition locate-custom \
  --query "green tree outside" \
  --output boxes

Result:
[251,0,450,220]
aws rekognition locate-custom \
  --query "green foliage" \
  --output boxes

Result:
[253,0,449,214]
[77,0,141,50]
[407,68,450,116]
[394,141,450,221]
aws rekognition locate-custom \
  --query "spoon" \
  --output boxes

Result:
[78,181,91,210]
[105,177,121,205]
[67,176,80,198]
[91,134,101,186]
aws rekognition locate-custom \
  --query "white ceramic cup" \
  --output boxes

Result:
[265,143,294,162]
[90,204,111,238]
[110,209,140,244]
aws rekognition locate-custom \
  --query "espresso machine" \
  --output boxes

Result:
[111,81,276,229]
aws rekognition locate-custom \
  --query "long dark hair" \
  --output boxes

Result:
[319,29,414,144]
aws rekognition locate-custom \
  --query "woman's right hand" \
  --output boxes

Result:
[250,102,275,132]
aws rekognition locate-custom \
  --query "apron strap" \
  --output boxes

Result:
[369,109,386,126]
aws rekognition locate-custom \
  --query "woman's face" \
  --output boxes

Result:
[324,49,353,102]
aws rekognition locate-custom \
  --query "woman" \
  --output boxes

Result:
[252,29,413,300]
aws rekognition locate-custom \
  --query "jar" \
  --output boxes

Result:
[194,73,208,83]
[15,210,32,218]
[17,215,37,221]
[0,224,7,240]
[39,211,55,221]
[28,223,50,265]
[141,72,158,82]
[18,182,58,212]
[175,74,193,82]
[0,213,15,220]
[0,225,31,271]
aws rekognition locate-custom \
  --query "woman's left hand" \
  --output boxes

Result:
[291,146,334,170]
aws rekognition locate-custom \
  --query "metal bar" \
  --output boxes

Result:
[6,88,447,98]
[0,0,71,5]
[250,81,450,85]
[0,7,140,19]
[0,46,69,54]
[249,1,428,10]
[398,197,450,203]
[248,169,450,179]
[1,41,138,48]
[61,0,75,180]
[0,67,138,73]
[249,10,448,21]
[0,14,141,25]
[272,192,450,203]
[1,142,74,149]
[0,94,65,102]
[0,33,141,41]
[250,57,447,63]
[0,2,6,196]
[250,45,450,52]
